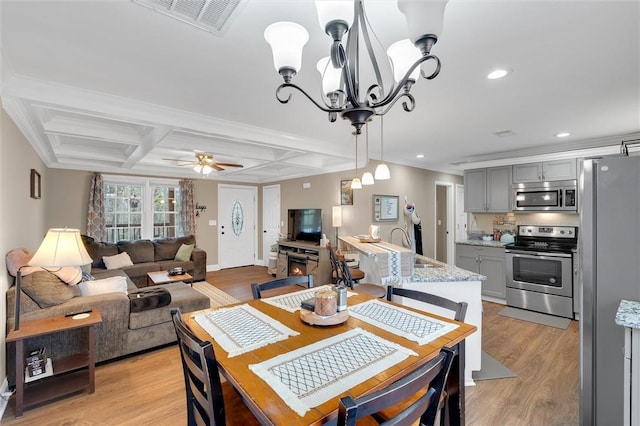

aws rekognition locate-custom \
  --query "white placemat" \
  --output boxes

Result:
[194,304,299,357]
[249,327,417,417]
[349,299,459,345]
[260,285,355,313]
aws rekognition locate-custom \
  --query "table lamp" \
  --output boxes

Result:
[332,206,342,246]
[14,228,92,331]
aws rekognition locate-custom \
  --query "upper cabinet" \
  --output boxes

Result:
[513,159,577,183]
[464,166,512,213]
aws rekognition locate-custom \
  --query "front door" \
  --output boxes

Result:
[218,184,257,269]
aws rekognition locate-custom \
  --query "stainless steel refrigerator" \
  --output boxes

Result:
[581,155,640,425]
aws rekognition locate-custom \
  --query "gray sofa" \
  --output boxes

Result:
[5,268,210,386]
[83,235,207,287]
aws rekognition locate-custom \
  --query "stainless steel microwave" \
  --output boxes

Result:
[512,180,578,212]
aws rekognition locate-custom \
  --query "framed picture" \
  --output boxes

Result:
[373,194,399,222]
[30,169,41,199]
[340,180,353,205]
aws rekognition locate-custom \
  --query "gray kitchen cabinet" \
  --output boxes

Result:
[513,159,577,183]
[464,166,511,212]
[456,244,506,299]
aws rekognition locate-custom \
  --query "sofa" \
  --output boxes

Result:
[5,265,210,387]
[82,235,207,287]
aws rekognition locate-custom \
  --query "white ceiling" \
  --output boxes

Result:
[1,0,639,183]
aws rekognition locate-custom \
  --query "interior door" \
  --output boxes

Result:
[218,184,257,269]
[262,184,281,266]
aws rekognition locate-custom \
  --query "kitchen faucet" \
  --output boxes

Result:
[390,226,412,248]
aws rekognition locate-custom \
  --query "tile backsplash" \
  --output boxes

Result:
[469,212,579,237]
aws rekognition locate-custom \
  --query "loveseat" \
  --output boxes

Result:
[5,266,210,387]
[82,235,206,287]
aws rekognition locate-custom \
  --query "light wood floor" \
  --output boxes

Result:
[2,266,579,425]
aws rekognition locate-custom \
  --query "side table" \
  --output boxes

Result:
[6,310,102,417]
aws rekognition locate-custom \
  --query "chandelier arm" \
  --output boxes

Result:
[276,83,341,113]
[371,54,440,109]
[358,2,386,96]
[376,92,416,116]
[421,56,442,80]
[339,48,362,109]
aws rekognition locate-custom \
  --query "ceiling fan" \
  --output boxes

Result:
[163,152,243,175]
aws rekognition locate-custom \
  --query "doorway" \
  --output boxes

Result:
[218,184,257,269]
[434,182,455,264]
[262,184,281,267]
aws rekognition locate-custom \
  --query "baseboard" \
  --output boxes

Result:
[481,295,507,305]
[0,377,10,419]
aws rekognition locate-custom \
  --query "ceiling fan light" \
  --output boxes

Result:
[264,22,309,75]
[351,177,362,189]
[361,171,375,185]
[398,0,448,48]
[387,39,421,83]
[375,163,391,180]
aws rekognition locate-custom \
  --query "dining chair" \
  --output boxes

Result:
[386,286,468,322]
[385,286,468,425]
[250,274,314,299]
[329,246,365,282]
[337,258,387,298]
[337,347,455,426]
[171,308,259,426]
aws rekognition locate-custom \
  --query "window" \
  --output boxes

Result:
[103,176,181,243]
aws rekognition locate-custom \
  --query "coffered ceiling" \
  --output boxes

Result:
[1,0,639,182]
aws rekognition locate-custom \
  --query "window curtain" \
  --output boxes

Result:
[179,179,196,237]
[86,173,106,241]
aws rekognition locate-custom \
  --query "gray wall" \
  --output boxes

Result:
[1,105,48,383]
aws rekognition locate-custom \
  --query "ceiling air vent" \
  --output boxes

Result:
[132,0,244,35]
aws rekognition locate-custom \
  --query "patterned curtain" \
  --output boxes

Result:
[86,173,106,241]
[179,179,196,237]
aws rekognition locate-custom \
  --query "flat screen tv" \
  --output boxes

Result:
[287,208,322,244]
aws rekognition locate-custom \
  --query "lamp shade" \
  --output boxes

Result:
[361,171,375,185]
[387,39,421,83]
[332,206,343,227]
[375,163,391,180]
[316,56,343,95]
[351,177,362,189]
[264,22,309,73]
[29,228,92,267]
[315,0,354,35]
[397,0,448,44]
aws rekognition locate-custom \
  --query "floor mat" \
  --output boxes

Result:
[193,281,241,308]
[498,306,571,329]
[472,351,516,381]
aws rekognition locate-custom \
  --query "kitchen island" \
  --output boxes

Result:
[340,236,484,385]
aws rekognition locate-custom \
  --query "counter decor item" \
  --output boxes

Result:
[500,233,515,243]
[315,289,338,316]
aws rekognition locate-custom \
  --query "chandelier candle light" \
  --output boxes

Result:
[264,0,449,134]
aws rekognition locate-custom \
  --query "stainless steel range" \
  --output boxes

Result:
[505,225,578,319]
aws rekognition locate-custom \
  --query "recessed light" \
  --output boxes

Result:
[416,154,424,159]
[555,132,571,138]
[487,68,511,79]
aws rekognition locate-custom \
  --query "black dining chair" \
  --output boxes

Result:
[337,347,455,426]
[171,308,259,426]
[329,246,365,283]
[250,274,314,299]
[385,286,468,426]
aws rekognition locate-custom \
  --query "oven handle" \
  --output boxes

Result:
[505,249,573,259]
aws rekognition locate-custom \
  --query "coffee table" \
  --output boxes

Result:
[146,270,193,287]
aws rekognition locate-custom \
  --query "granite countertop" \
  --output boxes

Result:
[456,239,508,248]
[411,255,486,283]
[615,299,640,329]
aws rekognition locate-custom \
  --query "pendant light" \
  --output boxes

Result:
[351,132,362,189]
[374,116,391,180]
[361,121,375,185]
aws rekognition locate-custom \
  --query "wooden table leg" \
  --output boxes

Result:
[88,325,96,393]
[14,340,24,417]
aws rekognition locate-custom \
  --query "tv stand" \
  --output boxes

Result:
[276,240,331,285]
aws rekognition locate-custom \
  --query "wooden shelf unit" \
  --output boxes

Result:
[6,311,102,417]
[276,240,332,285]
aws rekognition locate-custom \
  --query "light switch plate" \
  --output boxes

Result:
[209,220,217,226]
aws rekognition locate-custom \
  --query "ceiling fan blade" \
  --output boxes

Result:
[213,162,244,168]
[162,158,195,164]
[211,164,225,172]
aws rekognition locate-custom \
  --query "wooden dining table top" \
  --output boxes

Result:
[184,289,477,426]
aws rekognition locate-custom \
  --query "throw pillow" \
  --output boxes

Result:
[103,252,134,270]
[20,271,82,308]
[77,276,128,296]
[174,244,194,262]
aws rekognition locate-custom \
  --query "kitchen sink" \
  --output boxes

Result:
[414,258,443,268]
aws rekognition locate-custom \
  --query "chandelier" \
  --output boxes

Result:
[264,0,448,134]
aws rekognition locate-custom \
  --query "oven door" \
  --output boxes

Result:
[505,249,573,297]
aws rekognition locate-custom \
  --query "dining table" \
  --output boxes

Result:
[184,285,477,426]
